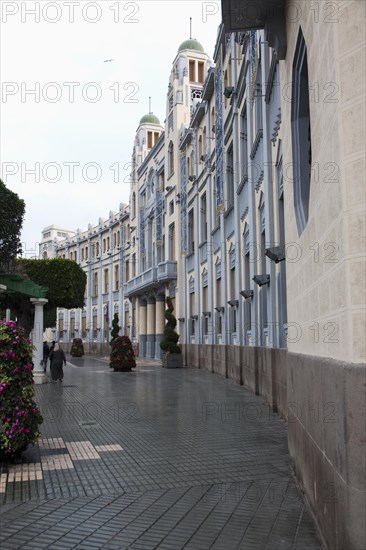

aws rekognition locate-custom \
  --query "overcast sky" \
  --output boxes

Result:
[1,0,222,257]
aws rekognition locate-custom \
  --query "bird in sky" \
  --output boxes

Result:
[104,59,115,62]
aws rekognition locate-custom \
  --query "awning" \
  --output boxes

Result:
[0,274,48,298]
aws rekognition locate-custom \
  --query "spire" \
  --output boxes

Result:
[189,17,192,39]
[149,96,152,114]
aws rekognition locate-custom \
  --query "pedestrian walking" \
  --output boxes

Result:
[43,341,50,372]
[49,343,66,382]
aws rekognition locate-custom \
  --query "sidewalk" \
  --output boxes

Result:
[0,356,322,549]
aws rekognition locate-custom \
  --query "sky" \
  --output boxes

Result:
[1,0,222,257]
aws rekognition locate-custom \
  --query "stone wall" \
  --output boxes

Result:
[287,353,366,550]
[184,344,287,417]
[184,344,366,550]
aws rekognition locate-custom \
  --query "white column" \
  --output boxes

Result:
[155,294,166,359]
[30,298,48,384]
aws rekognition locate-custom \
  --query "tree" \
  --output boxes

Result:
[3,258,87,334]
[0,179,25,272]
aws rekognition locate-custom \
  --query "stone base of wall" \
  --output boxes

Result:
[287,353,366,550]
[183,344,366,550]
[184,344,287,416]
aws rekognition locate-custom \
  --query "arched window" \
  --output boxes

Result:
[198,135,203,161]
[168,141,174,177]
[291,27,312,235]
[132,192,136,218]
[103,239,106,253]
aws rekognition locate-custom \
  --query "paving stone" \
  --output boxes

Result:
[0,356,322,549]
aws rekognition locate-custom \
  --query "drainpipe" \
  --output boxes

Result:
[261,34,277,348]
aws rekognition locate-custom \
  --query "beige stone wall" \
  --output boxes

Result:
[281,0,366,363]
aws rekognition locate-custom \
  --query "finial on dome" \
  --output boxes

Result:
[190,17,192,40]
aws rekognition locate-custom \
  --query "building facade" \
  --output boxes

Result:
[40,3,366,548]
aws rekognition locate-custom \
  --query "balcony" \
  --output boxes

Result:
[124,267,158,297]
[157,261,177,283]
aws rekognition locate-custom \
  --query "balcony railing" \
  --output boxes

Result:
[157,261,177,282]
[124,267,158,297]
[123,262,178,297]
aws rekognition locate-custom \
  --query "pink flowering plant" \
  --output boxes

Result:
[110,336,136,371]
[0,319,43,458]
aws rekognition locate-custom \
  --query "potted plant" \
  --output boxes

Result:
[70,338,84,357]
[160,297,183,368]
[110,335,136,372]
[0,319,43,459]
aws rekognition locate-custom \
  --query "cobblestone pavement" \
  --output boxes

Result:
[0,357,322,549]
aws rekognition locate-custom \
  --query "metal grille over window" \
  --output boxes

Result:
[180,156,188,254]
[155,185,163,245]
[139,206,145,257]
[214,66,224,210]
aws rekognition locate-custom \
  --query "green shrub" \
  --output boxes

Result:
[110,313,120,345]
[160,297,181,354]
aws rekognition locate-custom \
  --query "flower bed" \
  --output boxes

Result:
[0,320,43,458]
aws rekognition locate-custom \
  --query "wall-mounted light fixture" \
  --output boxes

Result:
[188,175,196,182]
[253,274,270,287]
[224,86,235,98]
[227,300,239,307]
[265,246,286,263]
[215,306,225,312]
[240,289,253,300]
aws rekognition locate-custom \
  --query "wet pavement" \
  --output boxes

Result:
[0,356,322,549]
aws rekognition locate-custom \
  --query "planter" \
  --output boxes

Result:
[70,338,84,357]
[163,352,183,368]
[112,366,133,372]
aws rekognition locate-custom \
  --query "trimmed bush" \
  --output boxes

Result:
[160,297,181,354]
[110,313,120,345]
[0,319,43,458]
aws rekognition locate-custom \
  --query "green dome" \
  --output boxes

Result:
[139,113,160,125]
[178,39,204,53]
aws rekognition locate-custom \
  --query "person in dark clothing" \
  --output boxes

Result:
[48,340,55,370]
[49,343,66,382]
[43,342,50,372]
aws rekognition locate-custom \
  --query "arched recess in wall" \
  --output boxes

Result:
[291,27,312,236]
